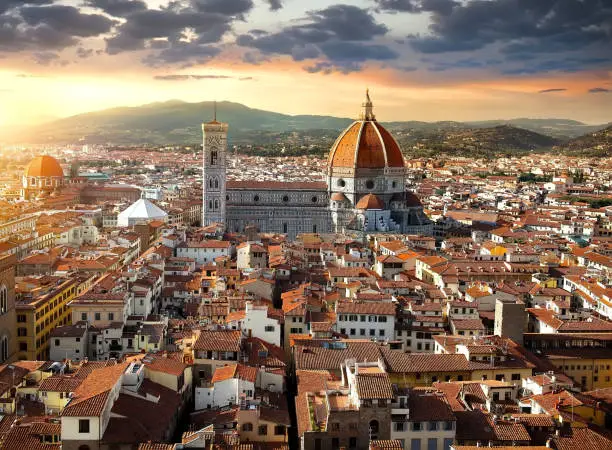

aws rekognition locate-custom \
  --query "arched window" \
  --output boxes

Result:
[242,423,253,432]
[0,285,7,315]
[369,420,379,439]
[209,178,214,188]
[210,151,218,166]
[214,178,219,189]
[214,200,219,210]
[208,200,213,210]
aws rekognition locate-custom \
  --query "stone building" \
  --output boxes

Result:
[0,254,17,363]
[21,155,67,200]
[203,91,432,238]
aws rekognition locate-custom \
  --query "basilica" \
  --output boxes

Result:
[202,91,433,238]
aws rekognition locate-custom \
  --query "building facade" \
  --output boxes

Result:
[0,254,17,363]
[202,92,433,238]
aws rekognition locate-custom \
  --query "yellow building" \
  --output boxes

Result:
[15,274,94,360]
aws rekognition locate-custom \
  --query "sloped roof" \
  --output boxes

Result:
[118,198,167,226]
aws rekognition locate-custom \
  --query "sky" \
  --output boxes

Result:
[0,0,611,127]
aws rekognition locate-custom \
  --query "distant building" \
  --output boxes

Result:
[21,155,67,200]
[202,91,433,238]
[0,254,17,363]
[117,198,168,227]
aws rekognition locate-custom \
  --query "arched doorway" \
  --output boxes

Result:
[369,419,379,440]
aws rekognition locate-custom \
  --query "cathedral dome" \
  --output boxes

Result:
[356,193,384,210]
[25,155,64,178]
[328,91,404,170]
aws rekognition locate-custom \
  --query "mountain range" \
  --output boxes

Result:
[2,100,610,155]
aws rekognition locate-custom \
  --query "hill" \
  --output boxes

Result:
[560,125,612,156]
[4,100,609,151]
[11,100,354,145]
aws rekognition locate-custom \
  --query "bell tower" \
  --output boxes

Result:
[202,102,228,228]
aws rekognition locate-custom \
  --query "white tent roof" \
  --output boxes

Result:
[117,198,167,226]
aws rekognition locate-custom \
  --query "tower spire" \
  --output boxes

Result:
[360,88,375,121]
[213,100,217,122]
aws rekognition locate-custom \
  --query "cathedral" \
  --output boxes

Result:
[202,92,432,238]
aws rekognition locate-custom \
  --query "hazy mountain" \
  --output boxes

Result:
[560,124,612,156]
[6,99,610,146]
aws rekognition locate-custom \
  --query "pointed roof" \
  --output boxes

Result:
[117,198,167,226]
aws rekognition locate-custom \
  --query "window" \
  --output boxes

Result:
[282,195,289,202]
[0,285,7,314]
[427,438,437,450]
[94,312,100,321]
[19,342,27,351]
[428,422,438,431]
[81,313,87,321]
[265,326,275,332]
[366,180,374,189]
[18,328,27,337]
[242,423,253,432]
[379,329,385,336]
[511,373,521,381]
[78,419,90,433]
[369,420,379,439]
[108,313,114,321]
[412,422,422,431]
[54,339,60,346]
[350,329,356,335]
[258,425,267,436]
[370,329,375,336]
[337,179,346,187]
[210,151,218,166]
[340,328,346,335]
[444,421,454,431]
[395,422,404,431]
[349,437,357,448]
[360,315,366,322]
[17,315,26,322]
[411,439,421,450]
[331,422,340,431]
[283,223,288,234]
[254,195,260,202]
[274,425,285,435]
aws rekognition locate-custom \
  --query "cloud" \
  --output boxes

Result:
[237,5,395,72]
[588,87,610,93]
[374,0,458,14]
[100,0,253,66]
[0,4,115,54]
[266,0,283,11]
[31,51,60,65]
[83,0,147,17]
[538,88,567,93]
[76,47,94,59]
[400,0,612,74]
[154,74,238,80]
[0,0,52,15]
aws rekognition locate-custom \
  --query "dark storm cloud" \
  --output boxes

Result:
[83,1,147,17]
[266,0,283,11]
[100,0,253,66]
[20,5,116,37]
[538,88,567,93]
[0,0,53,14]
[502,57,610,75]
[76,47,94,58]
[589,87,610,93]
[374,0,458,14]
[406,0,612,58]
[237,5,394,72]
[0,3,115,54]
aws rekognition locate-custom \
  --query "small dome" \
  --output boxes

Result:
[356,194,384,210]
[25,155,64,178]
[328,91,404,170]
[331,192,349,202]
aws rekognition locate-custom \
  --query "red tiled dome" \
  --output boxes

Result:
[328,91,404,170]
[25,156,64,178]
[356,194,384,210]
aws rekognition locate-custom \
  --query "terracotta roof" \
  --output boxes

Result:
[1,420,61,450]
[328,120,404,169]
[336,301,396,315]
[62,362,128,417]
[194,330,241,352]
[356,193,385,210]
[552,427,612,450]
[356,372,394,399]
[381,348,471,373]
[294,341,382,370]
[141,354,188,377]
[25,155,64,178]
[39,375,83,393]
[211,364,257,383]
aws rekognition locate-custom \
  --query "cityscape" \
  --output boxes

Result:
[1,1,612,450]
